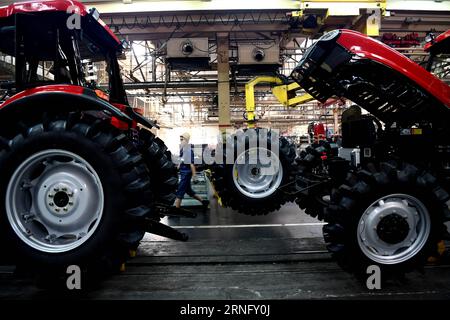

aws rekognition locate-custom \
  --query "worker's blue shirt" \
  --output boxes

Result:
[179,146,195,173]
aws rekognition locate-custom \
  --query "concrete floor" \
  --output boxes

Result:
[1,193,450,300]
[159,198,325,241]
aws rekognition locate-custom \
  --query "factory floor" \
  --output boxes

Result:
[1,193,450,300]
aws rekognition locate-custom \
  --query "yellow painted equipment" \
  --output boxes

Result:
[245,76,315,128]
[292,0,386,36]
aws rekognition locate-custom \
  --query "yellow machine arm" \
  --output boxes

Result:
[245,76,315,128]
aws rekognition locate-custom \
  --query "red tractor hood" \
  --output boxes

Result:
[336,29,450,108]
[0,0,87,17]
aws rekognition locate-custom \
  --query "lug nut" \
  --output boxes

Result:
[69,202,74,206]
[48,194,54,198]
[54,188,59,192]
[62,187,67,191]
[55,208,60,212]
[63,208,68,212]
[49,203,54,207]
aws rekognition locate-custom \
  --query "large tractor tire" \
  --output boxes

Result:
[211,128,298,215]
[138,128,178,206]
[110,128,178,253]
[322,160,449,276]
[0,112,155,284]
[295,142,337,221]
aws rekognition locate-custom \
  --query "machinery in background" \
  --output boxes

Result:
[381,32,421,48]
[424,29,450,83]
[235,41,281,76]
[166,37,210,70]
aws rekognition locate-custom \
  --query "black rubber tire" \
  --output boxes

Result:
[295,142,334,221]
[0,113,155,285]
[138,128,178,206]
[210,128,298,215]
[322,160,449,277]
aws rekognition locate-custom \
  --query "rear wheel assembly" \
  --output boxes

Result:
[0,113,155,284]
[322,160,448,276]
[138,128,178,206]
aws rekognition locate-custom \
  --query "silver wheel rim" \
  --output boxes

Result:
[232,147,283,199]
[6,149,104,253]
[357,194,431,265]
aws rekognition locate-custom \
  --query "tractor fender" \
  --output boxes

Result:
[0,85,133,124]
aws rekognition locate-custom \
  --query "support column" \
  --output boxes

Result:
[216,33,231,134]
[333,107,340,136]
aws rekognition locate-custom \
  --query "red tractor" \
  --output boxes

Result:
[292,29,450,276]
[0,1,183,284]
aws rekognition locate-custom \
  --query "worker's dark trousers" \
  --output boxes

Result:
[176,170,196,199]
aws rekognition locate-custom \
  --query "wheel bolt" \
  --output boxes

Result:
[54,188,59,192]
[63,208,68,212]
[69,202,74,206]
[48,194,54,198]
[62,187,67,191]
[55,208,60,212]
[49,203,54,207]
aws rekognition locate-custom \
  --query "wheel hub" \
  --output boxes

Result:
[232,147,283,199]
[45,183,76,215]
[376,213,410,244]
[6,149,104,253]
[53,191,70,208]
[357,194,431,265]
[251,167,261,176]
